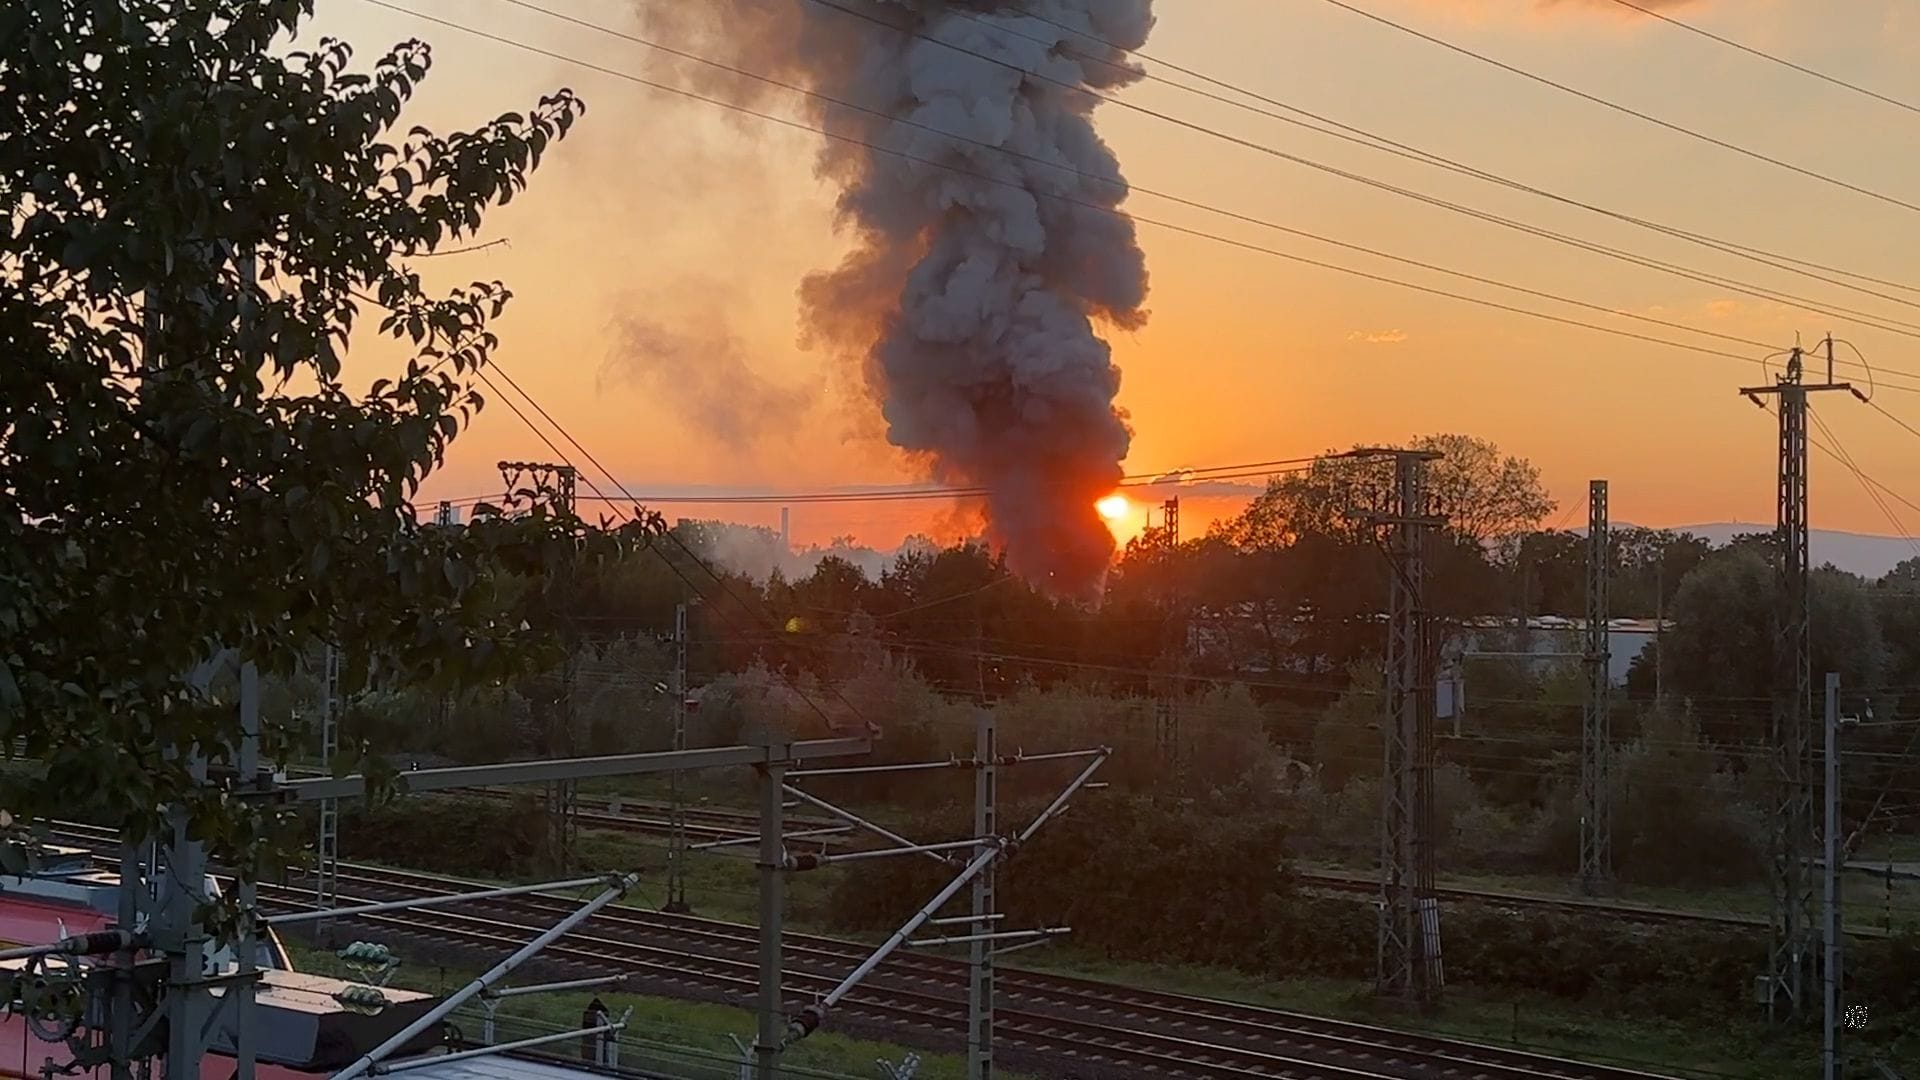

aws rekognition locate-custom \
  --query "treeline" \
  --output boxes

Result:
[265,434,1920,882]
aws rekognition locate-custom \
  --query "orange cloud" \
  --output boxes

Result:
[1349,328,1410,344]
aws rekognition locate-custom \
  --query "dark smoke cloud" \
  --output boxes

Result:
[637,0,1155,598]
[602,304,812,451]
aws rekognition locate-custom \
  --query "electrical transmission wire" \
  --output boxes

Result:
[475,355,885,734]
[498,0,1920,374]
[1315,0,1920,217]
[1753,399,1920,549]
[506,0,1920,353]
[1807,406,1920,563]
[1043,9,1920,303]
[794,0,1920,360]
[365,0,1828,383]
[475,0,1920,404]
[426,458,1320,514]
[949,0,1920,322]
[385,2,1920,533]
[1603,0,1920,118]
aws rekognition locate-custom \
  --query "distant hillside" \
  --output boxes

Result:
[1668,522,1918,579]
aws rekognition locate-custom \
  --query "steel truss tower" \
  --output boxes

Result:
[665,602,692,913]
[318,646,342,915]
[1154,496,1185,791]
[1580,480,1612,894]
[499,460,582,872]
[968,709,998,1080]
[1351,449,1445,1005]
[1740,341,1856,1021]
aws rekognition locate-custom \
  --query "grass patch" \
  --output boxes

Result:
[1016,952,1816,1080]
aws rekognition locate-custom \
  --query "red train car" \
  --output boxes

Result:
[0,851,441,1080]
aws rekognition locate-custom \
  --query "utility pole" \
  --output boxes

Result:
[1350,449,1445,1006]
[1740,341,1860,1021]
[1580,480,1612,894]
[967,709,998,1080]
[665,602,691,913]
[1823,672,1848,1080]
[753,734,789,1080]
[318,645,342,918]
[501,460,582,873]
[1155,497,1184,793]
[1654,559,1666,709]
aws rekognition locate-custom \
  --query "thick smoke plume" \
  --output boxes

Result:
[643,0,1154,597]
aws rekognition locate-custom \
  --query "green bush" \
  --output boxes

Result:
[338,794,546,877]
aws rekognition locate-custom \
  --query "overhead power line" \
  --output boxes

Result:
[1808,406,1920,563]
[369,0,1832,383]
[770,0,1920,373]
[475,356,877,735]
[1604,0,1920,118]
[1315,0,1920,217]
[434,458,1322,511]
[980,0,1920,307]
[490,0,1920,362]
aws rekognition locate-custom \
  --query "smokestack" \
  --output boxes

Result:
[780,506,791,551]
[647,0,1155,597]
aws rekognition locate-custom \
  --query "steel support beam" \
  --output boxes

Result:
[318,646,341,915]
[754,737,787,1080]
[331,872,639,1080]
[968,710,997,1080]
[1354,449,1443,1007]
[666,602,691,913]
[1823,673,1844,1080]
[1775,376,1817,1021]
[282,738,870,801]
[1741,344,1853,1021]
[1580,480,1613,895]
[781,748,1109,1048]
[266,875,611,926]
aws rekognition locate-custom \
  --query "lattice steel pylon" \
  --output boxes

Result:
[1580,481,1613,895]
[317,645,342,914]
[665,602,691,913]
[499,460,582,872]
[1350,449,1445,1005]
[967,708,998,1080]
[1155,497,1185,792]
[1741,341,1856,1021]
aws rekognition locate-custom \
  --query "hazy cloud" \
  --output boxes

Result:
[602,300,814,451]
[1348,329,1409,345]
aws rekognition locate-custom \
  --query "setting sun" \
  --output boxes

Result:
[1095,494,1131,521]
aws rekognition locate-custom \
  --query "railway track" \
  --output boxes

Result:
[41,818,1803,933]
[45,823,1681,1079]
[185,763,853,849]
[450,787,848,847]
[1289,868,1774,932]
[251,861,1671,1080]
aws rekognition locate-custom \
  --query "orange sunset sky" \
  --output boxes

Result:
[310,0,1920,551]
